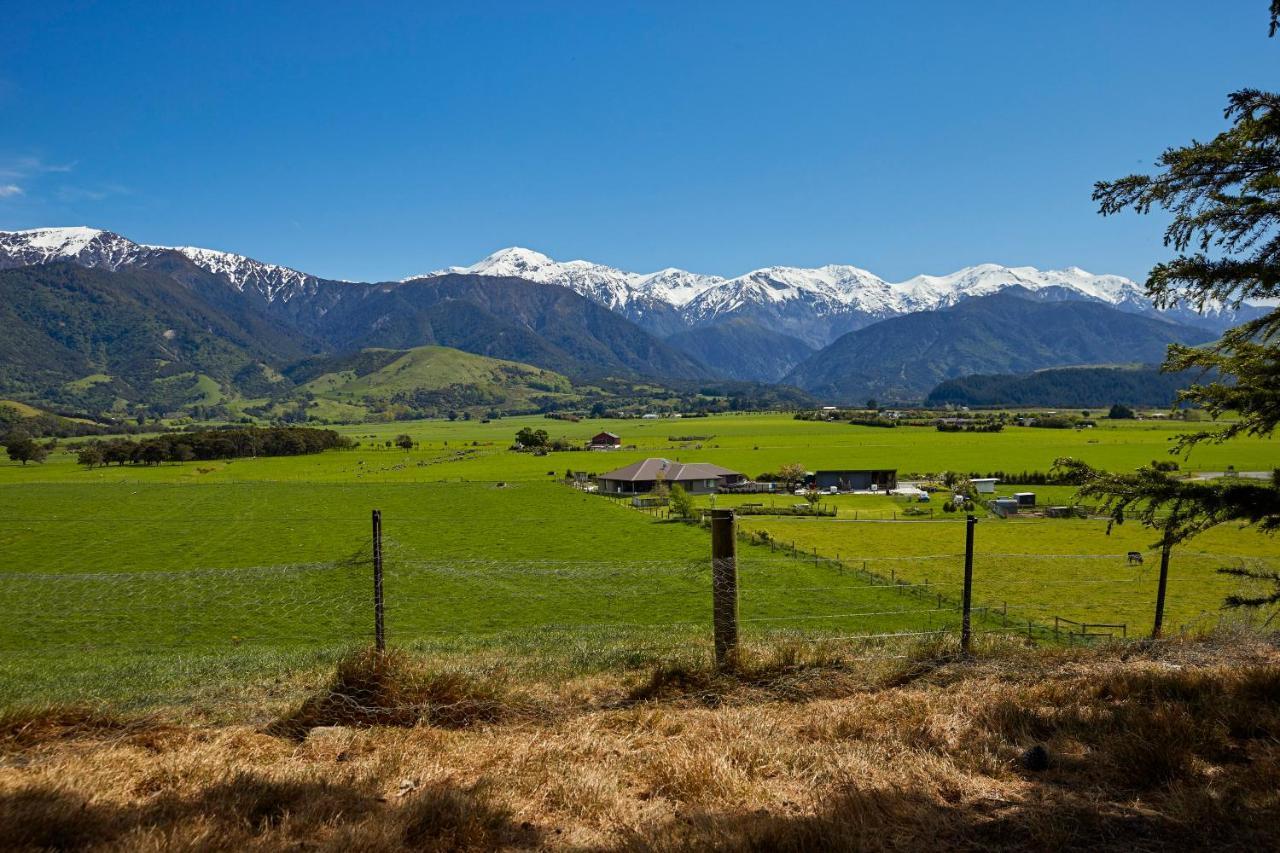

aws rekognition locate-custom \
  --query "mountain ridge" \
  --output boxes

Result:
[4,228,1265,351]
[782,289,1218,405]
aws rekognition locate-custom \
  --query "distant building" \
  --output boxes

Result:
[589,431,621,448]
[971,477,999,494]
[596,458,744,495]
[1015,491,1036,507]
[809,469,897,492]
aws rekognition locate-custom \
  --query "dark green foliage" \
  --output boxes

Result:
[4,436,47,465]
[0,264,311,410]
[1070,78,1280,599]
[784,290,1213,403]
[927,365,1196,408]
[936,420,1004,433]
[1109,403,1137,419]
[514,427,548,448]
[76,426,351,466]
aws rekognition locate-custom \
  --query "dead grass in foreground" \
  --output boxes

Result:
[0,635,1278,851]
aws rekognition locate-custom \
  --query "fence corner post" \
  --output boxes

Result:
[710,508,739,670]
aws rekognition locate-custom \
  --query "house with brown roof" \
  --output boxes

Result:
[596,458,744,495]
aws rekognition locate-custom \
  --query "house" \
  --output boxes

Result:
[810,469,897,492]
[596,458,744,495]
[589,431,621,448]
[971,477,999,494]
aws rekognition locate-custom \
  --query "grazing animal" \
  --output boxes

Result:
[1127,551,1144,566]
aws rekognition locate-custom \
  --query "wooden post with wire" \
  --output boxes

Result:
[961,514,977,653]
[710,509,739,670]
[372,509,385,652]
[1152,537,1172,639]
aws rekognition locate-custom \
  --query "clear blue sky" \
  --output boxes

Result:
[1,1,1276,282]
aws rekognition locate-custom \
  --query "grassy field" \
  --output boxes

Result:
[0,411,1276,710]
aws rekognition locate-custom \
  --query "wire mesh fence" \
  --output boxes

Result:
[1,486,1276,714]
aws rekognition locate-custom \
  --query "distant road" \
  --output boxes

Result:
[1187,471,1272,481]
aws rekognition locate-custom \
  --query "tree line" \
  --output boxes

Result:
[73,426,354,468]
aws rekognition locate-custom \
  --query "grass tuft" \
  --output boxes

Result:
[268,647,514,738]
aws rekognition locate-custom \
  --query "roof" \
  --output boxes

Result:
[592,431,620,439]
[814,468,897,474]
[597,458,741,482]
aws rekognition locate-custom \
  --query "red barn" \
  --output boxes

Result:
[590,431,621,447]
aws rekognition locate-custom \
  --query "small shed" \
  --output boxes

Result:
[590,431,621,447]
[993,497,1019,517]
[1015,491,1036,507]
[971,478,999,495]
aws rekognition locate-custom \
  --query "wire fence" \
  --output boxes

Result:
[0,491,1276,714]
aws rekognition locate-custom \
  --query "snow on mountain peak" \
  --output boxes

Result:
[10,226,105,254]
[0,226,145,272]
[164,245,316,300]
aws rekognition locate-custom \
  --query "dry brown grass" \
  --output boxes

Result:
[1,635,1277,851]
[266,648,520,739]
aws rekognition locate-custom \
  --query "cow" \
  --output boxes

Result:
[1127,551,1144,566]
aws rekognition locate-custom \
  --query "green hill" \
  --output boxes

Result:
[292,345,577,417]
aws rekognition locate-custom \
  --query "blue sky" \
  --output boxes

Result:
[1,1,1276,282]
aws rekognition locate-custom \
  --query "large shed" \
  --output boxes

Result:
[596,458,744,495]
[810,469,897,492]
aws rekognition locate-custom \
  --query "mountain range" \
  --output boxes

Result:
[0,226,1253,413]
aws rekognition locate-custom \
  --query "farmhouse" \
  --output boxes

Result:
[589,431,621,448]
[810,469,897,492]
[596,458,744,495]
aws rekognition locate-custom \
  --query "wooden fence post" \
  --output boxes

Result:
[961,514,976,653]
[710,509,739,670]
[372,509,385,652]
[1152,538,1172,639]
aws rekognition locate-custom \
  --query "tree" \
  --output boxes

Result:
[394,433,414,450]
[5,437,47,465]
[778,462,806,489]
[76,445,104,469]
[651,471,670,499]
[1108,403,1135,420]
[1060,33,1280,612]
[138,442,167,466]
[515,427,549,448]
[803,488,822,508]
[866,399,878,410]
[668,483,695,519]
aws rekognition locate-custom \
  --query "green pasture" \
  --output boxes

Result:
[5,413,1278,488]
[0,411,1276,709]
[0,479,970,708]
[736,515,1279,636]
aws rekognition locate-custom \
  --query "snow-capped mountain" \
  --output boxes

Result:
[408,247,727,314]
[0,226,150,272]
[0,228,1261,350]
[0,227,328,303]
[160,245,323,302]
[415,248,1231,347]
